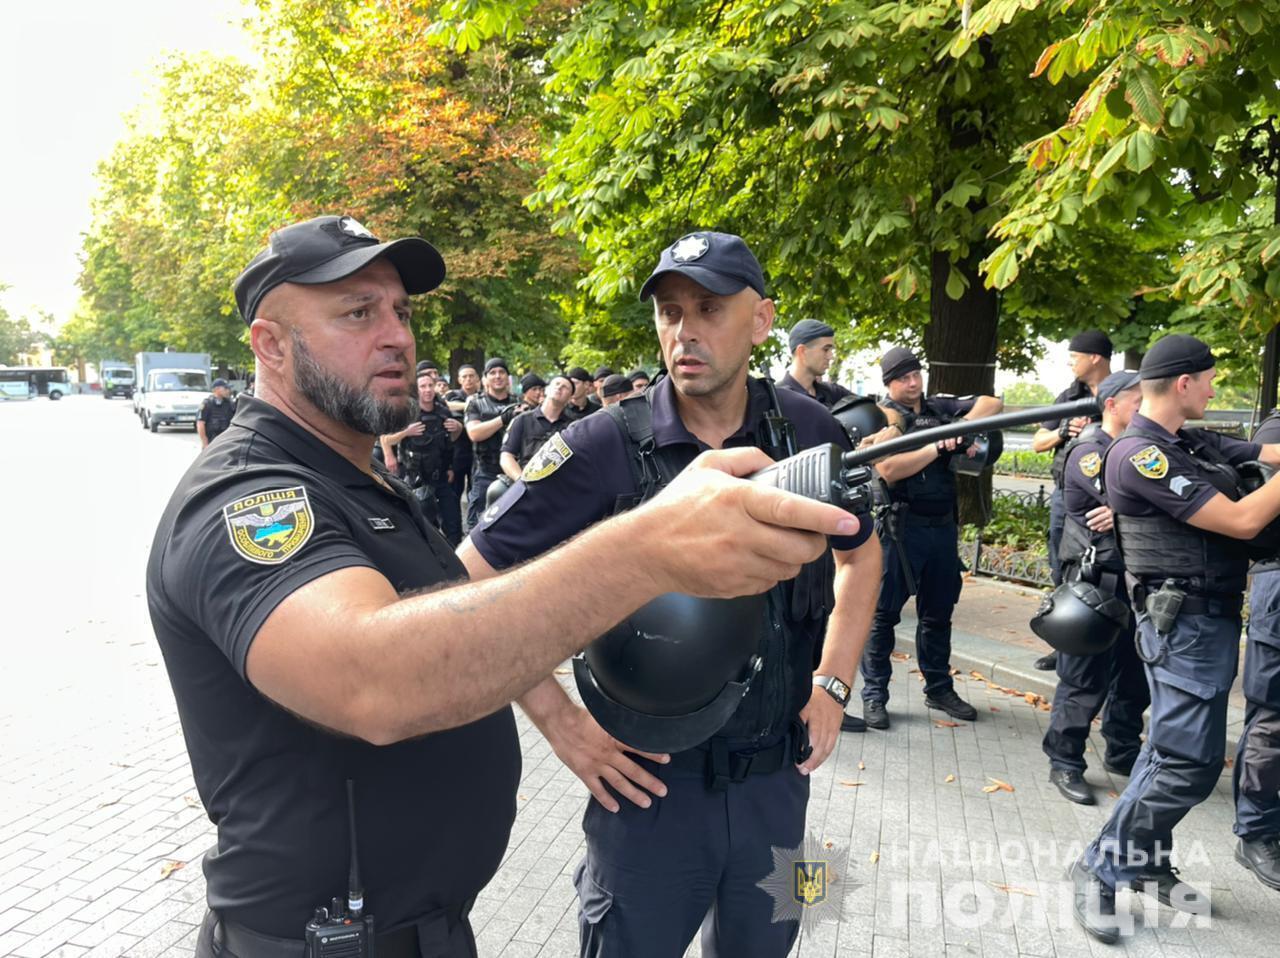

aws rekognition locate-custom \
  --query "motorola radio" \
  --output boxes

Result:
[305,780,376,958]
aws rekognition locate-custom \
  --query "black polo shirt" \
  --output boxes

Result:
[776,371,853,410]
[501,405,573,468]
[146,396,520,937]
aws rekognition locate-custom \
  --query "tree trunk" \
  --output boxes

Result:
[924,249,999,527]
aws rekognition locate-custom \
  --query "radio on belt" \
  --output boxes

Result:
[305,779,375,958]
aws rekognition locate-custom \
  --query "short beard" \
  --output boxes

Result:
[291,329,415,435]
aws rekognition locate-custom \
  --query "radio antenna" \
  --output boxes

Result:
[345,779,364,918]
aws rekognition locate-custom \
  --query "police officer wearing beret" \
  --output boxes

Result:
[627,368,652,392]
[198,379,236,448]
[1031,331,1113,670]
[859,347,1002,730]
[459,231,881,956]
[381,359,463,545]
[500,374,574,481]
[777,319,855,409]
[1234,411,1280,890]
[463,357,520,529]
[519,372,546,407]
[1042,371,1150,805]
[1071,334,1280,942]
[147,215,854,958]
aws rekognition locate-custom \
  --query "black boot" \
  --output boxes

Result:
[863,700,890,730]
[1130,863,1210,914]
[1034,652,1058,671]
[1069,856,1120,945]
[1236,836,1280,891]
[925,689,977,721]
[1050,768,1095,805]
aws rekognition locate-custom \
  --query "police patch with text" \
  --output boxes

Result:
[222,486,315,565]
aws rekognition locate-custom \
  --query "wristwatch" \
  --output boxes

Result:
[813,674,851,707]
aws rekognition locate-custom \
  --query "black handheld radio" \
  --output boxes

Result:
[305,780,376,958]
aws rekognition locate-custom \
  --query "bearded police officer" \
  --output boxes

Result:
[776,318,854,408]
[382,359,463,545]
[463,357,520,529]
[1071,334,1280,943]
[1042,371,1149,805]
[459,231,880,956]
[147,215,853,958]
[198,379,236,447]
[1235,411,1280,890]
[1031,331,1113,670]
[857,347,1001,730]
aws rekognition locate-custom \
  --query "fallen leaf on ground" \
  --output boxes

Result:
[989,706,1001,713]
[183,794,202,809]
[944,774,956,783]
[1024,692,1042,706]
[159,860,185,880]
[1108,791,1119,799]
[96,797,122,809]
[949,668,961,676]
[858,760,866,770]
[907,668,921,674]
[1039,701,1051,711]
[890,651,911,662]
[934,720,961,728]
[824,841,834,849]
[985,778,1015,793]
[869,851,880,864]
[968,670,987,681]
[987,881,1036,897]
[1224,757,1235,768]
[839,781,865,787]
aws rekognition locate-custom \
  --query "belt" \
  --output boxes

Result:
[902,510,953,527]
[215,901,472,958]
[666,724,809,792]
[1166,595,1242,617]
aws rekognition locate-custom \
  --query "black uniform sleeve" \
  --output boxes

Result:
[1196,429,1262,466]
[1041,385,1076,430]
[464,396,487,424]
[500,413,526,456]
[198,399,212,423]
[157,474,378,680]
[1063,442,1106,517]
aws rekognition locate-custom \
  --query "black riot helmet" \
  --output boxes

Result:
[950,430,1004,476]
[1030,575,1130,656]
[830,394,888,447]
[573,592,767,753]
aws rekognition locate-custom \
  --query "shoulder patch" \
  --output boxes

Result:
[1079,451,1102,478]
[522,433,574,482]
[1169,475,1193,497]
[222,486,315,565]
[1128,444,1169,480]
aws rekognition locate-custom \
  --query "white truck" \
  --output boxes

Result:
[134,351,212,432]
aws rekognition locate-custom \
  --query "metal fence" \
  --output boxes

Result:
[962,487,1053,588]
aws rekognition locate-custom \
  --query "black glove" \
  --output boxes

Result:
[500,403,521,425]
[1057,420,1074,441]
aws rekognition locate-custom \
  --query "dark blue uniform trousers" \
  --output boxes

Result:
[413,479,462,546]
[466,469,499,530]
[1235,569,1280,841]
[574,760,808,957]
[1048,487,1066,587]
[1042,574,1149,774]
[1085,611,1239,887]
[860,518,962,703]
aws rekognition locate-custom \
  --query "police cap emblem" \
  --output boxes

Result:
[339,216,375,239]
[222,486,315,564]
[670,234,709,263]
[1129,444,1168,480]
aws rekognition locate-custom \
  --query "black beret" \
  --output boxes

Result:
[1139,334,1215,381]
[484,357,509,374]
[593,366,615,380]
[519,372,546,391]
[1068,330,1113,358]
[415,359,439,374]
[602,374,633,398]
[881,346,922,385]
[788,319,835,352]
[566,366,592,382]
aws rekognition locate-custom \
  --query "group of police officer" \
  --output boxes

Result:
[148,214,1280,958]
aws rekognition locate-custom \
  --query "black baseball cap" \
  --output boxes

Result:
[639,231,767,301]
[602,374,634,398]
[1096,370,1140,405]
[211,378,229,388]
[566,366,592,382]
[234,215,445,325]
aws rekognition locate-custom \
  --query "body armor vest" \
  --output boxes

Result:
[401,405,453,486]
[605,379,828,746]
[1051,380,1101,488]
[468,393,516,474]
[201,397,234,439]
[880,397,956,516]
[1108,425,1250,596]
[1058,426,1122,571]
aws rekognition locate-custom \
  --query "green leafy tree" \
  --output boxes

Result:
[0,288,44,365]
[1002,380,1055,405]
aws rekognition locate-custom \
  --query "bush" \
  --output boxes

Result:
[961,492,1050,554]
[995,449,1054,478]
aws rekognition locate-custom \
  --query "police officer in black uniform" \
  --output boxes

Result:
[148,214,852,958]
[627,368,652,392]
[858,347,1002,730]
[198,379,236,448]
[1042,371,1149,805]
[776,319,854,408]
[463,358,520,529]
[1071,334,1280,943]
[382,359,462,545]
[499,374,574,479]
[444,365,479,517]
[1235,411,1280,890]
[459,231,881,957]
[1031,331,1113,671]
[519,371,546,407]
[565,366,597,419]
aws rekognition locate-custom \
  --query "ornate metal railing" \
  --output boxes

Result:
[961,487,1053,588]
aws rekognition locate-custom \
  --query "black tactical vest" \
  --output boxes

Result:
[400,405,454,486]
[1051,380,1102,488]
[1057,426,1122,571]
[201,397,234,439]
[880,396,957,516]
[604,378,828,746]
[1107,425,1250,596]
[468,393,516,474]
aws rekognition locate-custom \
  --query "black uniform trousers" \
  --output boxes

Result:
[413,478,462,547]
[1235,568,1280,841]
[467,468,499,530]
[860,514,962,703]
[1047,487,1066,587]
[1085,608,1240,888]
[1042,570,1149,774]
[574,757,808,957]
